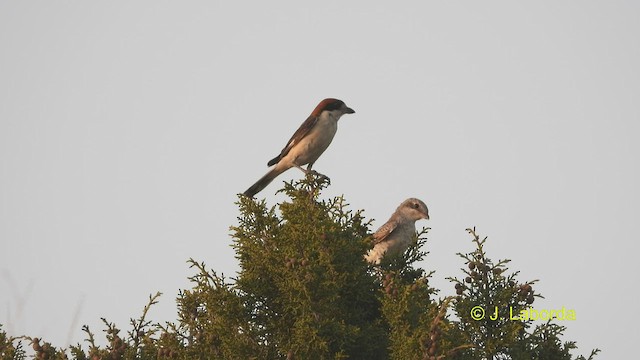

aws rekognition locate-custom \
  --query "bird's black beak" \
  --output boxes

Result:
[345,107,355,114]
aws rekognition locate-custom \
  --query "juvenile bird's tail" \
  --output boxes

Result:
[243,165,288,198]
[364,248,384,265]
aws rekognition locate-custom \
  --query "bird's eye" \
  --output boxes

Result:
[412,203,419,209]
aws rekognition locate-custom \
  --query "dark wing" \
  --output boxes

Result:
[372,218,398,245]
[267,115,318,166]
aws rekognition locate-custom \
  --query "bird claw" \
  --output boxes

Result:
[310,170,330,184]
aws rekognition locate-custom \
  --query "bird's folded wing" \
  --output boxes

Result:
[268,115,318,166]
[372,219,398,244]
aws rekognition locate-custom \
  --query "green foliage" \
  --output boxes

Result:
[446,228,600,360]
[376,229,471,359]
[230,175,387,359]
[0,175,599,359]
[447,228,534,358]
[0,324,26,360]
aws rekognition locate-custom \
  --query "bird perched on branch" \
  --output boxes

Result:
[365,198,430,264]
[243,98,355,198]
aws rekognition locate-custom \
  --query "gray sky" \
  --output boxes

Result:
[1,1,638,357]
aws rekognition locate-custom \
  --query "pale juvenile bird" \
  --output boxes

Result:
[365,198,430,264]
[243,98,355,198]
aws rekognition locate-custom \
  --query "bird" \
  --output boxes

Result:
[365,198,430,264]
[243,98,355,198]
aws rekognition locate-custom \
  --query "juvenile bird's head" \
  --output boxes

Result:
[398,198,430,222]
[311,98,355,119]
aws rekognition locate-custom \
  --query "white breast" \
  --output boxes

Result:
[285,113,338,166]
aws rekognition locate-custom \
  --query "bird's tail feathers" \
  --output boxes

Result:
[364,249,382,265]
[243,165,287,198]
[267,155,281,167]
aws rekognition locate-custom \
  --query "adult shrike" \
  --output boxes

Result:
[365,198,430,264]
[243,98,355,198]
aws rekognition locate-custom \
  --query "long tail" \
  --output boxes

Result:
[243,165,288,198]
